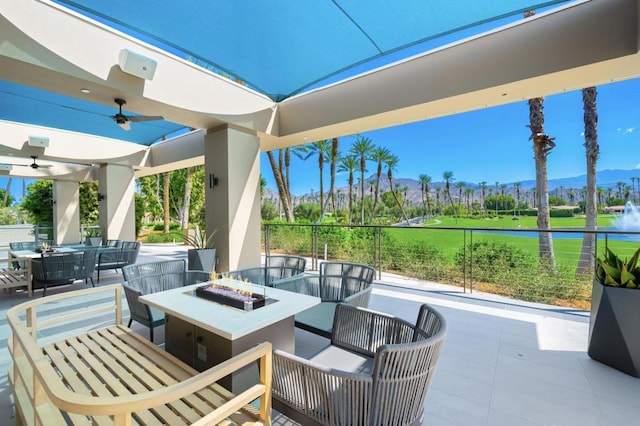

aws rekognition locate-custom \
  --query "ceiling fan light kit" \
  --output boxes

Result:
[111,98,163,131]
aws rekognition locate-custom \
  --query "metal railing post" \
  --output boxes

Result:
[311,225,318,271]
[469,230,473,294]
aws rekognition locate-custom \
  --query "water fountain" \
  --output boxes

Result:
[614,201,640,232]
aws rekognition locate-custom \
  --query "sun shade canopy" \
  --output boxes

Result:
[56,0,571,102]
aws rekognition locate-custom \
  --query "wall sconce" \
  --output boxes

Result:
[209,174,219,189]
[97,193,105,202]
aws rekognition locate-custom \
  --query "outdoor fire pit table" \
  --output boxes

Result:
[140,277,320,393]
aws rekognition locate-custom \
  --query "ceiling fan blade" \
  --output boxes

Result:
[128,115,164,123]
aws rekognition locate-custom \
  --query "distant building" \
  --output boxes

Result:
[604,205,626,214]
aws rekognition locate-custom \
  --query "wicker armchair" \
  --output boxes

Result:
[95,240,141,282]
[272,261,375,337]
[31,250,97,297]
[224,254,307,286]
[273,303,447,426]
[121,259,212,341]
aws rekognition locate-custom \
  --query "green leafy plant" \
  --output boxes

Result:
[596,247,640,288]
[179,225,220,250]
[85,227,102,237]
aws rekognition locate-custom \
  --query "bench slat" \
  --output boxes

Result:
[77,331,193,424]
[99,327,259,423]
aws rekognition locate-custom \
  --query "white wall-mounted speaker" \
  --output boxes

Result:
[118,49,157,80]
[28,135,49,147]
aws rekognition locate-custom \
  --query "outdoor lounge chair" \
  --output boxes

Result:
[224,254,307,286]
[272,303,447,426]
[95,240,140,282]
[121,259,212,341]
[272,261,375,337]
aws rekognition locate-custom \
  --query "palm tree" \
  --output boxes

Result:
[616,181,625,199]
[3,176,11,208]
[370,146,392,216]
[514,182,522,215]
[525,8,555,269]
[567,188,576,205]
[443,171,457,223]
[419,174,433,218]
[578,86,599,276]
[384,154,411,225]
[337,155,359,224]
[301,140,332,221]
[596,187,604,206]
[464,187,474,211]
[479,181,487,215]
[435,187,442,215]
[328,137,339,216]
[494,181,500,216]
[456,182,466,212]
[529,99,557,269]
[349,135,375,224]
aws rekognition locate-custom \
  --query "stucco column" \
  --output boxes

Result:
[52,180,81,244]
[98,164,136,241]
[204,125,261,272]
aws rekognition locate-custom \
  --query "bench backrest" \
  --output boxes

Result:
[31,250,97,282]
[10,240,53,251]
[225,255,307,286]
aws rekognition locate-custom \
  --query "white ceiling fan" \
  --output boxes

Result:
[111,98,164,131]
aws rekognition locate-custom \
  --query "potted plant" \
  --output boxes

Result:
[85,227,103,246]
[589,247,640,377]
[182,225,219,273]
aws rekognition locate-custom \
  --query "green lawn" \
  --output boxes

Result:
[384,214,638,266]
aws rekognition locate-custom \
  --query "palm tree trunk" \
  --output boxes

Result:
[330,138,338,216]
[163,171,170,232]
[578,87,598,276]
[267,150,294,222]
[3,177,12,208]
[388,171,411,226]
[181,166,194,232]
[530,98,557,270]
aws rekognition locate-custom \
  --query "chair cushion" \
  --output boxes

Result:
[295,302,337,336]
[309,344,373,375]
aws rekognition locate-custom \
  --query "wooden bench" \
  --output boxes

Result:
[1,253,31,296]
[8,284,272,426]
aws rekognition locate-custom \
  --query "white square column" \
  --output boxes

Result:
[98,164,136,241]
[205,125,261,272]
[52,180,80,244]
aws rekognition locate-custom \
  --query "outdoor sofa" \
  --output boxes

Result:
[31,249,97,296]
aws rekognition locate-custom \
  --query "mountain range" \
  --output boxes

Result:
[264,169,640,203]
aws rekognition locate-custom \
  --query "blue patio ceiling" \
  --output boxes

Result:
[56,0,571,102]
[0,80,185,146]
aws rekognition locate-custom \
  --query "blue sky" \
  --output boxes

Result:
[261,77,640,196]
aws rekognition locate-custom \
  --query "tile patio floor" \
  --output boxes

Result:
[1,244,639,425]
